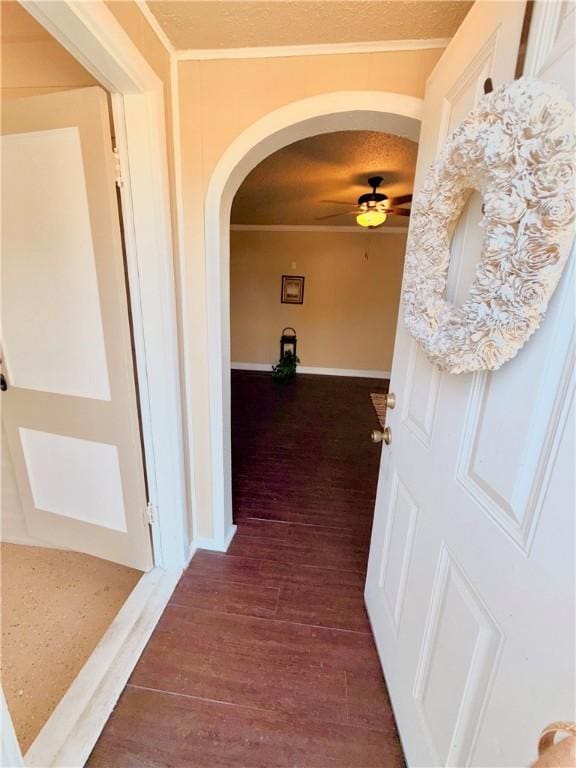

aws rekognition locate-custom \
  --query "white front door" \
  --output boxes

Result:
[1,87,153,571]
[365,2,575,766]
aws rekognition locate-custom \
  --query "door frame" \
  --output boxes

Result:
[203,92,423,547]
[1,2,188,765]
[18,0,189,573]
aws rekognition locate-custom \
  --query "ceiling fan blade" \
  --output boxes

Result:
[315,210,357,221]
[386,207,411,217]
[319,200,357,206]
[386,194,413,206]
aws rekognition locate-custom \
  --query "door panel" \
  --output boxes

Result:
[366,2,575,766]
[402,343,441,449]
[19,428,127,533]
[1,87,153,570]
[3,127,110,400]
[412,545,502,768]
[377,469,419,631]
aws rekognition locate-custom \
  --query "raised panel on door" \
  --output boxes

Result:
[456,267,575,554]
[2,127,111,401]
[412,546,502,767]
[1,87,153,571]
[378,469,419,631]
[441,30,495,307]
[402,340,441,450]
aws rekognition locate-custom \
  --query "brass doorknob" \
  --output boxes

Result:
[371,427,392,445]
[384,392,396,409]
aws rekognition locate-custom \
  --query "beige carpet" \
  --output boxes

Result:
[0,544,141,752]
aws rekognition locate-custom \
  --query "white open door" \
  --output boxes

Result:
[1,87,153,571]
[365,2,575,766]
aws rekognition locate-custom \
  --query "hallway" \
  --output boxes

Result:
[88,372,405,767]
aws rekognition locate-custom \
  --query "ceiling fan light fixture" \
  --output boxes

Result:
[356,209,387,228]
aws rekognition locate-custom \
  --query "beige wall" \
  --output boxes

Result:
[178,49,441,180]
[0,2,98,99]
[231,230,406,372]
[178,49,440,538]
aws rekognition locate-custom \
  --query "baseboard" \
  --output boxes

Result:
[194,523,237,553]
[231,362,391,379]
[231,362,272,372]
[24,567,180,768]
[186,541,198,565]
[2,690,23,767]
[298,366,391,379]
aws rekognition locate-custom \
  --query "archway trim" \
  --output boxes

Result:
[203,90,423,546]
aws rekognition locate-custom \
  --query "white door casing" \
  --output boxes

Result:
[1,2,189,764]
[1,87,153,571]
[204,93,423,548]
[365,2,575,767]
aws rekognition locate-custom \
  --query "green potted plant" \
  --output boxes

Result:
[272,350,300,382]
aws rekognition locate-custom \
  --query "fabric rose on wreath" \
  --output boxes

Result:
[402,77,575,374]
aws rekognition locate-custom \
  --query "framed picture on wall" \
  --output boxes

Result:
[281,275,305,304]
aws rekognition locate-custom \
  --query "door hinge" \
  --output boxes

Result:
[144,502,155,526]
[113,146,124,188]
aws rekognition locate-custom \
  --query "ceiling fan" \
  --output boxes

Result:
[316,176,412,228]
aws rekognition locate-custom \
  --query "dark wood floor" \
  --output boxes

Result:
[88,372,404,767]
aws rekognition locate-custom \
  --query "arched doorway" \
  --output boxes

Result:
[204,91,422,547]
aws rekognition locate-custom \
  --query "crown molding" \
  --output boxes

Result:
[175,37,450,62]
[230,224,409,234]
[136,4,449,63]
[137,1,175,54]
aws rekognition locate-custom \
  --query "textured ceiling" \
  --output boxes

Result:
[231,130,417,227]
[147,1,472,50]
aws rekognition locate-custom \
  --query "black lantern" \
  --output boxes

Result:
[280,327,297,359]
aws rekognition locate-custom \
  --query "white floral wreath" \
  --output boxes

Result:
[402,77,575,374]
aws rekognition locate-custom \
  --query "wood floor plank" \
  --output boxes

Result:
[131,604,382,678]
[171,572,279,619]
[186,551,367,591]
[258,558,367,589]
[275,582,371,633]
[88,686,405,768]
[130,606,348,724]
[227,532,368,572]
[234,518,371,545]
[346,671,400,734]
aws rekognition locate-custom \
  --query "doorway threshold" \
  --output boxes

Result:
[23,567,180,768]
